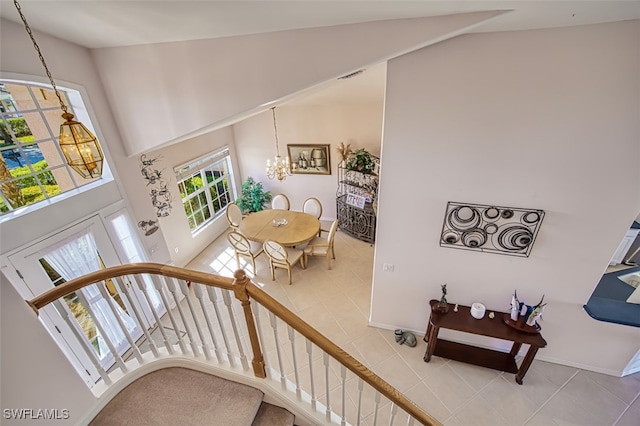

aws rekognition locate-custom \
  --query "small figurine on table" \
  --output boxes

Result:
[435,284,449,313]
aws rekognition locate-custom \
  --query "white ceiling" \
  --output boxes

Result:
[1,1,638,106]
[1,1,638,49]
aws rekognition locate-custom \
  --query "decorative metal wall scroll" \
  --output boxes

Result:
[139,154,173,217]
[440,202,544,257]
[137,219,159,236]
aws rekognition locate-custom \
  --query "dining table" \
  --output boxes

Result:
[239,209,320,246]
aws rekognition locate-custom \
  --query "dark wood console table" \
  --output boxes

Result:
[423,300,547,384]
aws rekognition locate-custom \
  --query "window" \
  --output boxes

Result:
[0,80,106,216]
[175,148,236,232]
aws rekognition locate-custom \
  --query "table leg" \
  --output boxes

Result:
[425,321,433,342]
[423,324,439,362]
[510,342,522,357]
[515,345,539,385]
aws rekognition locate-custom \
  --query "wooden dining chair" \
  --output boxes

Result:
[225,202,243,230]
[271,194,290,210]
[302,197,327,236]
[227,231,263,274]
[263,240,305,285]
[303,220,338,270]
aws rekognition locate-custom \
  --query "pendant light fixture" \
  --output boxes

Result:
[13,0,104,179]
[265,107,291,181]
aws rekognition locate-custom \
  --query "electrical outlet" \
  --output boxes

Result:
[383,263,394,272]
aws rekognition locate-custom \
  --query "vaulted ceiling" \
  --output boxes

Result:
[1,1,638,49]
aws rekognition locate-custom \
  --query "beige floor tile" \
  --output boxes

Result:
[480,375,541,425]
[370,353,422,393]
[524,412,560,426]
[183,228,638,426]
[447,360,502,391]
[422,364,477,413]
[536,371,628,426]
[443,414,464,426]
[404,381,452,423]
[453,394,510,425]
[350,330,397,367]
[530,359,579,387]
[579,369,640,404]
[616,395,640,426]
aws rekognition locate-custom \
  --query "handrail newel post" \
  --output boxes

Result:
[232,269,266,378]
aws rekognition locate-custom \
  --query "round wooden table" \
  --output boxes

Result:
[239,210,320,246]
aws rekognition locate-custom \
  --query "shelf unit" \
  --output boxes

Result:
[336,157,379,243]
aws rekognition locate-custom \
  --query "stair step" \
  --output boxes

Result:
[90,367,264,425]
[252,402,295,426]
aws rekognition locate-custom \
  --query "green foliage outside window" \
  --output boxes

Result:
[0,159,61,209]
[0,117,31,145]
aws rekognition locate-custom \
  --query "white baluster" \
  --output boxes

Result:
[254,304,271,378]
[206,287,235,367]
[269,311,287,388]
[166,278,200,357]
[115,276,158,358]
[324,352,332,420]
[134,275,173,354]
[95,281,143,364]
[372,392,381,426]
[151,275,187,354]
[287,325,301,399]
[193,283,224,363]
[179,280,211,360]
[51,300,111,385]
[406,416,415,426]
[389,403,398,426]
[306,339,317,410]
[340,365,347,426]
[356,378,364,426]
[222,289,249,371]
[74,288,128,374]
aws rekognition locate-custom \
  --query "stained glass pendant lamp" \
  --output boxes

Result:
[13,0,104,179]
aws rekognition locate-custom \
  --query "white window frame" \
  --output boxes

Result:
[0,77,112,219]
[174,147,237,233]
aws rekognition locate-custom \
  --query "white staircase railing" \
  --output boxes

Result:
[26,263,440,426]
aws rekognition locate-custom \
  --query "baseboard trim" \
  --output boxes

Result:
[367,321,628,377]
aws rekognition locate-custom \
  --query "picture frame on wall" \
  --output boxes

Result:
[287,144,331,175]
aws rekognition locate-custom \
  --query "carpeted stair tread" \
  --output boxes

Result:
[90,367,264,425]
[251,402,295,426]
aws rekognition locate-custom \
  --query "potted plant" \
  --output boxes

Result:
[345,148,376,174]
[236,177,272,213]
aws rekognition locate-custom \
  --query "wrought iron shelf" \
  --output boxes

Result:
[336,159,379,244]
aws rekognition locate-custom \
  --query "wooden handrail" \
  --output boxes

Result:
[27,263,235,314]
[25,263,440,426]
[245,279,440,426]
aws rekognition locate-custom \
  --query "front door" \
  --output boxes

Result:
[8,215,150,385]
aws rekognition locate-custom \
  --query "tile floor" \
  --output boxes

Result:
[186,226,640,426]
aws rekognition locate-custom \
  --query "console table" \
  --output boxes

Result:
[423,299,547,384]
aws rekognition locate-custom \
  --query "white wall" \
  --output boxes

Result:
[233,104,383,219]
[0,19,156,422]
[140,126,241,266]
[0,273,96,425]
[373,20,640,375]
[91,12,501,155]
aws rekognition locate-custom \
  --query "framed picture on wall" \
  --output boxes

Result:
[287,144,331,175]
